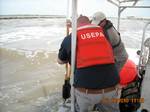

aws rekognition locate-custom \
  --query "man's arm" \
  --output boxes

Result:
[107,26,128,72]
[57,36,71,65]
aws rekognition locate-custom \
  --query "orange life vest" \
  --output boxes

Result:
[76,25,115,68]
[119,59,137,85]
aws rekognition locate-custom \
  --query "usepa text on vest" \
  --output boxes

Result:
[80,32,104,40]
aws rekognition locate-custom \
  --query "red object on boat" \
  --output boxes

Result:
[120,59,137,85]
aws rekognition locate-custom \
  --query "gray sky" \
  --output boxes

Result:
[0,0,150,18]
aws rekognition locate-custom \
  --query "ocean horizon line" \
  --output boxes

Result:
[0,15,66,19]
[0,15,150,20]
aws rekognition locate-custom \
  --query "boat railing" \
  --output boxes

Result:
[138,22,150,76]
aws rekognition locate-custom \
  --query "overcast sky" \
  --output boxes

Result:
[0,0,150,17]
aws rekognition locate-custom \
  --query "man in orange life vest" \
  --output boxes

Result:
[58,16,120,112]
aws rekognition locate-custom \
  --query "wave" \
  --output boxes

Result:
[0,47,59,64]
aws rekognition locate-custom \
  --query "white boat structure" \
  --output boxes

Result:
[58,0,150,112]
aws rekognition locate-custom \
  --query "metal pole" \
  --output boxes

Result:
[117,6,121,31]
[120,6,150,8]
[71,0,77,111]
[65,0,71,82]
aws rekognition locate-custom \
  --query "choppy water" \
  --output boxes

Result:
[0,17,150,112]
[0,47,66,112]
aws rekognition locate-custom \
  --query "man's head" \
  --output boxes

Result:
[91,11,106,25]
[77,15,90,27]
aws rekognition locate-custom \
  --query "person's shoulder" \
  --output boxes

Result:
[63,34,71,42]
[104,20,113,29]
[61,34,71,47]
[105,20,120,34]
[106,20,112,24]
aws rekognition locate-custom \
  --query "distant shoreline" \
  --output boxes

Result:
[0,15,150,20]
[0,15,66,19]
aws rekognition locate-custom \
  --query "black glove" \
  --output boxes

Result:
[62,78,71,100]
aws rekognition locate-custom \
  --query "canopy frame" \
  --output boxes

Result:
[107,0,150,31]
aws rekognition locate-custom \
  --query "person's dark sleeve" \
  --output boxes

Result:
[58,35,71,63]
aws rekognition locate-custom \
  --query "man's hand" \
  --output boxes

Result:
[62,77,71,100]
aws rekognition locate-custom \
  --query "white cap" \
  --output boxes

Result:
[91,11,106,25]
